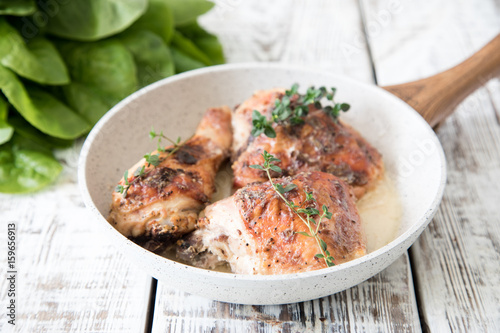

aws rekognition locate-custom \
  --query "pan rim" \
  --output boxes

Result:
[78,62,447,284]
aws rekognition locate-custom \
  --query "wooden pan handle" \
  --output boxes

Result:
[382,34,500,127]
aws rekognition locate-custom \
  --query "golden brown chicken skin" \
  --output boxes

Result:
[183,171,366,275]
[108,106,232,246]
[231,89,384,198]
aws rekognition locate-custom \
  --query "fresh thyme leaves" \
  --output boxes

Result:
[115,170,131,197]
[115,128,186,197]
[134,165,145,177]
[251,110,276,138]
[323,102,350,119]
[250,150,336,267]
[275,183,298,194]
[144,153,160,167]
[149,127,183,157]
[251,84,351,139]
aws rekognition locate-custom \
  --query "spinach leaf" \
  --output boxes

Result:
[0,64,90,139]
[177,22,224,65]
[171,31,212,66]
[119,30,174,88]
[0,18,69,85]
[41,0,148,41]
[9,131,51,154]
[8,114,73,148]
[171,47,205,73]
[0,136,62,193]
[165,0,214,26]
[58,39,138,125]
[62,84,111,126]
[0,96,13,145]
[0,0,36,16]
[129,0,175,44]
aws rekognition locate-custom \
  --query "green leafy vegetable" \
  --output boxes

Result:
[0,0,224,193]
[171,31,212,66]
[41,0,148,41]
[171,47,205,73]
[165,0,214,26]
[0,96,13,145]
[8,114,73,149]
[0,136,62,193]
[0,18,69,85]
[129,0,175,43]
[0,64,90,139]
[0,0,36,16]
[177,22,224,65]
[61,84,112,126]
[119,30,175,88]
[58,39,137,124]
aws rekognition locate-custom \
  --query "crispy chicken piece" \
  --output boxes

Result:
[179,171,366,275]
[108,106,232,245]
[231,89,384,198]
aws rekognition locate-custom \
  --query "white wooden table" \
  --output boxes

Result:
[1,1,500,332]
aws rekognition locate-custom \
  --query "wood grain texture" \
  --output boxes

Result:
[361,0,500,85]
[0,142,153,333]
[152,255,419,333]
[5,0,498,332]
[383,35,500,127]
[151,1,421,332]
[200,0,374,83]
[362,0,500,331]
[412,86,500,332]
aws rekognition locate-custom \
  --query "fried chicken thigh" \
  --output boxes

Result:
[108,106,232,244]
[179,171,366,275]
[232,89,384,198]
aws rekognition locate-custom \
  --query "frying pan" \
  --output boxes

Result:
[78,35,500,305]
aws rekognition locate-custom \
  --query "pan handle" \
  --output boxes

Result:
[382,34,500,127]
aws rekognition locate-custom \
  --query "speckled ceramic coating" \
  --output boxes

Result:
[78,63,446,305]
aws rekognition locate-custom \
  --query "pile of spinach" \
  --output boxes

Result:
[0,0,224,194]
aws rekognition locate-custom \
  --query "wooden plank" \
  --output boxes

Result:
[152,255,419,333]
[0,142,153,332]
[152,1,421,331]
[412,90,500,332]
[199,0,374,83]
[361,0,500,85]
[362,0,500,331]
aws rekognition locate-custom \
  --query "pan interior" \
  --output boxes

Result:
[80,64,445,291]
[84,65,443,239]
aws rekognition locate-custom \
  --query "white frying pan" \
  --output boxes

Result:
[78,35,500,305]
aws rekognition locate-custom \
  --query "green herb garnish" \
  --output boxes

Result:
[250,150,335,267]
[149,128,183,157]
[115,170,131,197]
[251,84,350,139]
[115,129,185,197]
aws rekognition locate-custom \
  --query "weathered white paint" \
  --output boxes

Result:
[152,255,419,333]
[151,0,421,331]
[0,142,153,333]
[1,0,497,331]
[363,0,500,331]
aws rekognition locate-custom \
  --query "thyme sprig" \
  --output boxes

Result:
[115,129,185,197]
[150,128,182,155]
[251,84,350,139]
[250,151,336,267]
